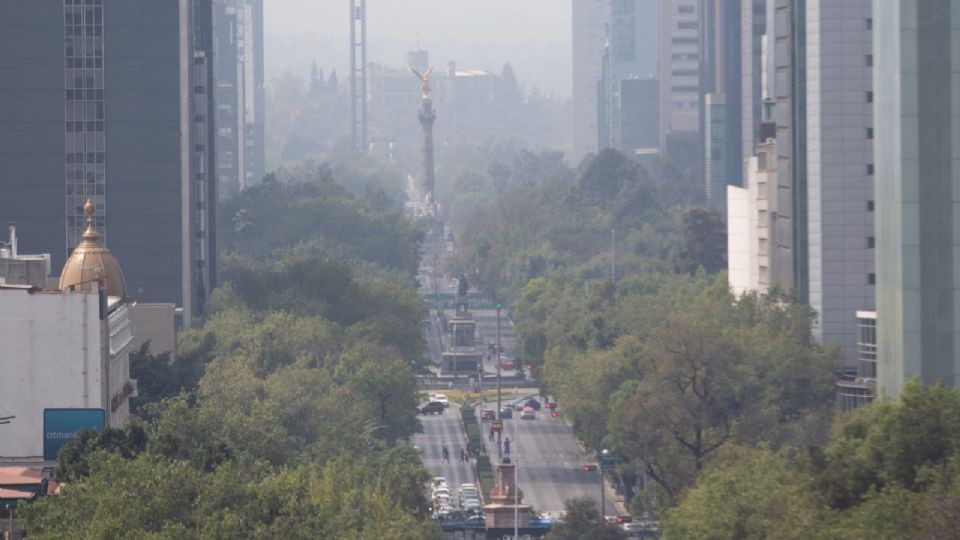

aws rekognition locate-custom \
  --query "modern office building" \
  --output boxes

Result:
[660,0,701,137]
[804,0,875,368]
[572,0,610,162]
[214,0,266,198]
[700,0,743,211]
[875,0,960,398]
[601,0,660,153]
[741,0,769,166]
[618,77,661,152]
[0,0,217,325]
[728,0,874,369]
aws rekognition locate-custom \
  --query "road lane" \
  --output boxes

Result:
[481,402,616,516]
[412,405,477,500]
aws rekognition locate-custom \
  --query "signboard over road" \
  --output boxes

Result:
[43,408,105,461]
[492,419,503,432]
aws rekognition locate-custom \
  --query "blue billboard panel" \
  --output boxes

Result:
[43,408,105,461]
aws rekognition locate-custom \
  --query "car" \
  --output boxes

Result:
[622,522,645,537]
[497,356,514,369]
[524,398,542,411]
[431,477,448,489]
[520,407,536,420]
[499,407,513,419]
[481,409,496,422]
[429,393,450,407]
[432,487,450,498]
[464,514,485,526]
[461,491,480,502]
[419,401,445,415]
[463,500,482,513]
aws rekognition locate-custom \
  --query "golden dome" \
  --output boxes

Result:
[59,199,127,298]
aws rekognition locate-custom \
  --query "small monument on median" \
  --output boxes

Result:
[483,448,532,530]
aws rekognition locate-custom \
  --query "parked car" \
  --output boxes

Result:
[524,398,542,411]
[481,409,496,422]
[498,357,514,369]
[521,407,536,420]
[419,401,445,415]
[499,407,513,419]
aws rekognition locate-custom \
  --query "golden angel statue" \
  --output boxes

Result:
[410,67,434,99]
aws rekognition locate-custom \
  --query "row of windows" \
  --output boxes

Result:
[671,37,698,45]
[672,69,698,77]
[65,0,103,5]
[672,53,698,61]
[66,89,104,100]
[70,76,102,89]
[672,85,698,93]
[66,57,103,68]
[66,121,104,132]
[65,26,103,37]
[66,152,105,164]
[65,7,103,25]
[677,21,697,30]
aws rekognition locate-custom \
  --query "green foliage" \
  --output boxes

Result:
[664,383,960,538]
[546,496,626,540]
[219,170,423,278]
[27,151,437,537]
[663,446,822,540]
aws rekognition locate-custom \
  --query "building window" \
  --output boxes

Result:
[867,128,874,139]
[867,236,875,248]
[866,18,873,30]
[868,273,876,285]
[678,21,697,30]
[671,37,698,45]
[867,91,873,103]
[678,5,695,13]
[867,200,874,212]
[867,164,874,176]
[866,54,873,67]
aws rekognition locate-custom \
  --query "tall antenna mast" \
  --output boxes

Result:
[349,0,368,153]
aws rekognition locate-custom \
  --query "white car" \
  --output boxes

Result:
[431,477,448,489]
[432,487,450,498]
[429,393,450,408]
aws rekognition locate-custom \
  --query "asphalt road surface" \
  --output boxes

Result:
[484,402,616,516]
[411,405,478,499]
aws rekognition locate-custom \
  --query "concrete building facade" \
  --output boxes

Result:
[875,0,960,398]
[0,0,217,325]
[660,0,701,137]
[572,0,610,162]
[214,0,265,198]
[804,0,875,367]
[0,285,135,463]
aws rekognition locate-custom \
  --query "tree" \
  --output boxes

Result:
[611,289,746,501]
[672,207,726,274]
[663,446,822,540]
[547,496,626,540]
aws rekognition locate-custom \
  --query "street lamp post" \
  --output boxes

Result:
[599,448,609,517]
[496,303,502,459]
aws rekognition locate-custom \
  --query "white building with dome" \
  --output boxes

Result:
[0,200,136,465]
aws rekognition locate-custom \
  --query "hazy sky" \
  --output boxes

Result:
[264,0,573,99]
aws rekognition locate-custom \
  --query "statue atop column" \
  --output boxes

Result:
[456,272,469,298]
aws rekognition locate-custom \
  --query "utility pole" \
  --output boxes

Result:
[496,303,502,459]
[349,0,367,153]
[610,228,615,282]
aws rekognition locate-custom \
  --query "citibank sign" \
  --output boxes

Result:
[43,408,105,461]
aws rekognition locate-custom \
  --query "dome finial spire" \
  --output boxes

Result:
[81,198,100,243]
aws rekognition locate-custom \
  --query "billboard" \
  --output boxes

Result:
[43,408,105,461]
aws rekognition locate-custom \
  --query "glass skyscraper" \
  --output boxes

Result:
[875,0,960,398]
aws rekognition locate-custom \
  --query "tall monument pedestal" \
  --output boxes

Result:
[483,461,532,530]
